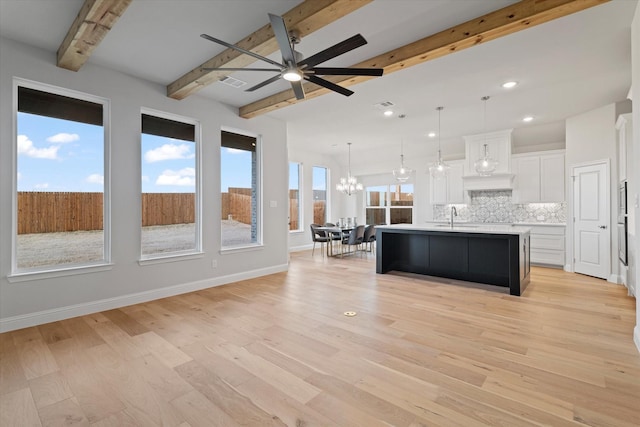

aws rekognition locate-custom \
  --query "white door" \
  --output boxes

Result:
[573,162,610,279]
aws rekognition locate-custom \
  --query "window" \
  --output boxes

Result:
[365,185,387,225]
[289,162,302,231]
[221,130,260,248]
[365,184,413,225]
[141,110,200,258]
[390,183,414,224]
[14,81,109,272]
[312,166,327,224]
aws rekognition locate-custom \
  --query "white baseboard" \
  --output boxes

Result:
[635,326,640,355]
[608,274,623,284]
[289,243,313,252]
[0,263,288,333]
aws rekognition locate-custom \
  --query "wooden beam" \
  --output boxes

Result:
[166,0,373,100]
[57,0,132,71]
[239,0,608,119]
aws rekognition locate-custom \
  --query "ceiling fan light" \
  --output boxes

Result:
[283,69,302,82]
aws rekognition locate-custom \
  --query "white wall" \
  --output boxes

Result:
[565,103,619,280]
[0,38,289,331]
[631,1,640,353]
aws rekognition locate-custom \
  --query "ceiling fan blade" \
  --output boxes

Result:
[298,34,367,68]
[309,67,384,76]
[200,33,283,68]
[305,75,353,97]
[268,13,297,66]
[201,67,281,72]
[245,74,283,92]
[290,80,305,100]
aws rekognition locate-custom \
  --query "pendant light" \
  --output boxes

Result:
[474,96,498,176]
[392,139,413,182]
[336,142,363,195]
[429,106,450,179]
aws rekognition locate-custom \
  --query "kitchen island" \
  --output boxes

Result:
[376,224,531,296]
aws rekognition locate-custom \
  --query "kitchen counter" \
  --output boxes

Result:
[376,224,531,296]
[382,223,531,235]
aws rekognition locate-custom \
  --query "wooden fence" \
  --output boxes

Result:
[141,193,195,226]
[18,190,328,234]
[17,192,104,234]
[17,192,195,234]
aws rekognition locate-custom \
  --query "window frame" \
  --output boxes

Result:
[10,77,112,278]
[364,183,414,225]
[289,161,303,233]
[139,107,202,262]
[220,127,262,251]
[312,165,329,225]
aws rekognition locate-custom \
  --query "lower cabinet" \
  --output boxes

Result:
[527,225,565,266]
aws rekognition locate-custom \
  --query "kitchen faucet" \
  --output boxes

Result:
[450,206,457,228]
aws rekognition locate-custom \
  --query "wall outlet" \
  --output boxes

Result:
[270,200,277,208]
[211,260,217,269]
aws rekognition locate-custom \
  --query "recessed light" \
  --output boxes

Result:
[522,116,534,122]
[383,110,394,116]
[428,132,436,138]
[502,81,518,89]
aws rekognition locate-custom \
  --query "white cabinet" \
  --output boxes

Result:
[430,160,465,204]
[527,224,566,266]
[512,151,565,203]
[464,129,513,176]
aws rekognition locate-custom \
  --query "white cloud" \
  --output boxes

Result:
[34,183,49,189]
[141,175,150,182]
[86,174,104,185]
[46,133,79,143]
[17,135,59,159]
[144,143,194,163]
[226,148,246,155]
[17,172,22,180]
[156,167,196,186]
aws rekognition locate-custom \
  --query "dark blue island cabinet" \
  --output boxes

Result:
[375,224,531,296]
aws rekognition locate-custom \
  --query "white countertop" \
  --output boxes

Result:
[377,223,531,236]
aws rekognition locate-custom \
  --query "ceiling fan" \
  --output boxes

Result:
[200,13,384,100]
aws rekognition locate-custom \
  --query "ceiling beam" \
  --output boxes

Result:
[166,0,373,100]
[239,0,609,119]
[57,0,132,71]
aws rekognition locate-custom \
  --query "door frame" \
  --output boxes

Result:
[569,158,612,280]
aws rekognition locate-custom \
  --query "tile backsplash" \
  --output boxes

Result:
[433,190,566,224]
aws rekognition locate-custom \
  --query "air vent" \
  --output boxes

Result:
[374,101,395,110]
[219,76,247,88]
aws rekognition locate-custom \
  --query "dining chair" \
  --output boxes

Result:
[310,224,329,256]
[363,224,376,253]
[342,224,365,255]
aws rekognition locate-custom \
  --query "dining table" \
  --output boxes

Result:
[315,226,354,257]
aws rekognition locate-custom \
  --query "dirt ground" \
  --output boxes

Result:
[16,220,252,269]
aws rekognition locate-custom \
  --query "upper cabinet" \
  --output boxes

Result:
[616,113,632,182]
[512,150,565,203]
[463,129,513,176]
[430,160,465,204]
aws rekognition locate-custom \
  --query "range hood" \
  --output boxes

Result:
[463,173,514,191]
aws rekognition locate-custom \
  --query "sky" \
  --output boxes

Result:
[17,112,253,193]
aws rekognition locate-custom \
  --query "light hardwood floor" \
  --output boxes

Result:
[1,251,638,426]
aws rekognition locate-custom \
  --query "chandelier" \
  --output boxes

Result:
[336,142,363,195]
[428,106,450,179]
[474,96,498,176]
[392,139,413,182]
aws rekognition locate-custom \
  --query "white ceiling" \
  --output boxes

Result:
[0,0,635,160]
